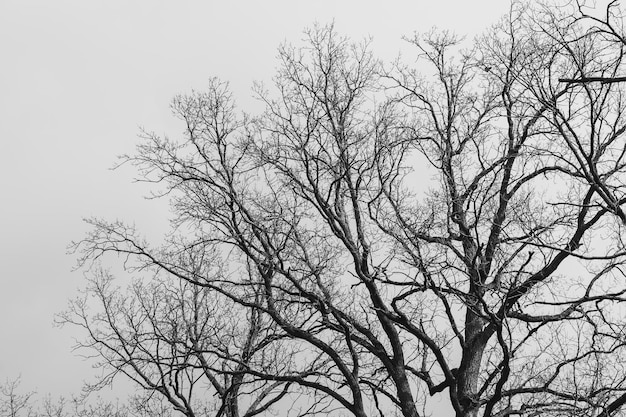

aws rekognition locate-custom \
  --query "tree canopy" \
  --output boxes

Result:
[65,1,626,416]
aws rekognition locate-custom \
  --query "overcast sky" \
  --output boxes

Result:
[0,0,510,401]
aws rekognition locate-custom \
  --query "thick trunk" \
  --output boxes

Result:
[455,301,488,417]
[223,378,241,417]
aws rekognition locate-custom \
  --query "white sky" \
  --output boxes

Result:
[0,0,509,402]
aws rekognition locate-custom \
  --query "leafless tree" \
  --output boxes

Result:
[59,259,291,417]
[558,0,626,85]
[0,378,35,417]
[72,4,626,417]
[544,0,626,226]
[0,377,154,417]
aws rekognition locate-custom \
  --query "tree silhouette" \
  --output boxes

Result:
[71,3,626,416]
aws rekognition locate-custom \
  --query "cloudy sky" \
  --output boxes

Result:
[0,0,510,400]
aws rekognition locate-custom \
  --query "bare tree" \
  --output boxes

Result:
[60,257,291,417]
[560,0,626,85]
[0,378,152,417]
[72,5,626,417]
[0,378,35,417]
[544,0,626,225]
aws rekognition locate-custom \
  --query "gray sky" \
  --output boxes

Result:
[0,0,509,400]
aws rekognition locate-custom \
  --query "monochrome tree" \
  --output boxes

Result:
[70,1,626,416]
[0,377,165,417]
[1,378,35,417]
[560,0,626,85]
[60,261,290,417]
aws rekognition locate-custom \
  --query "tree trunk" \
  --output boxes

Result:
[456,299,488,417]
